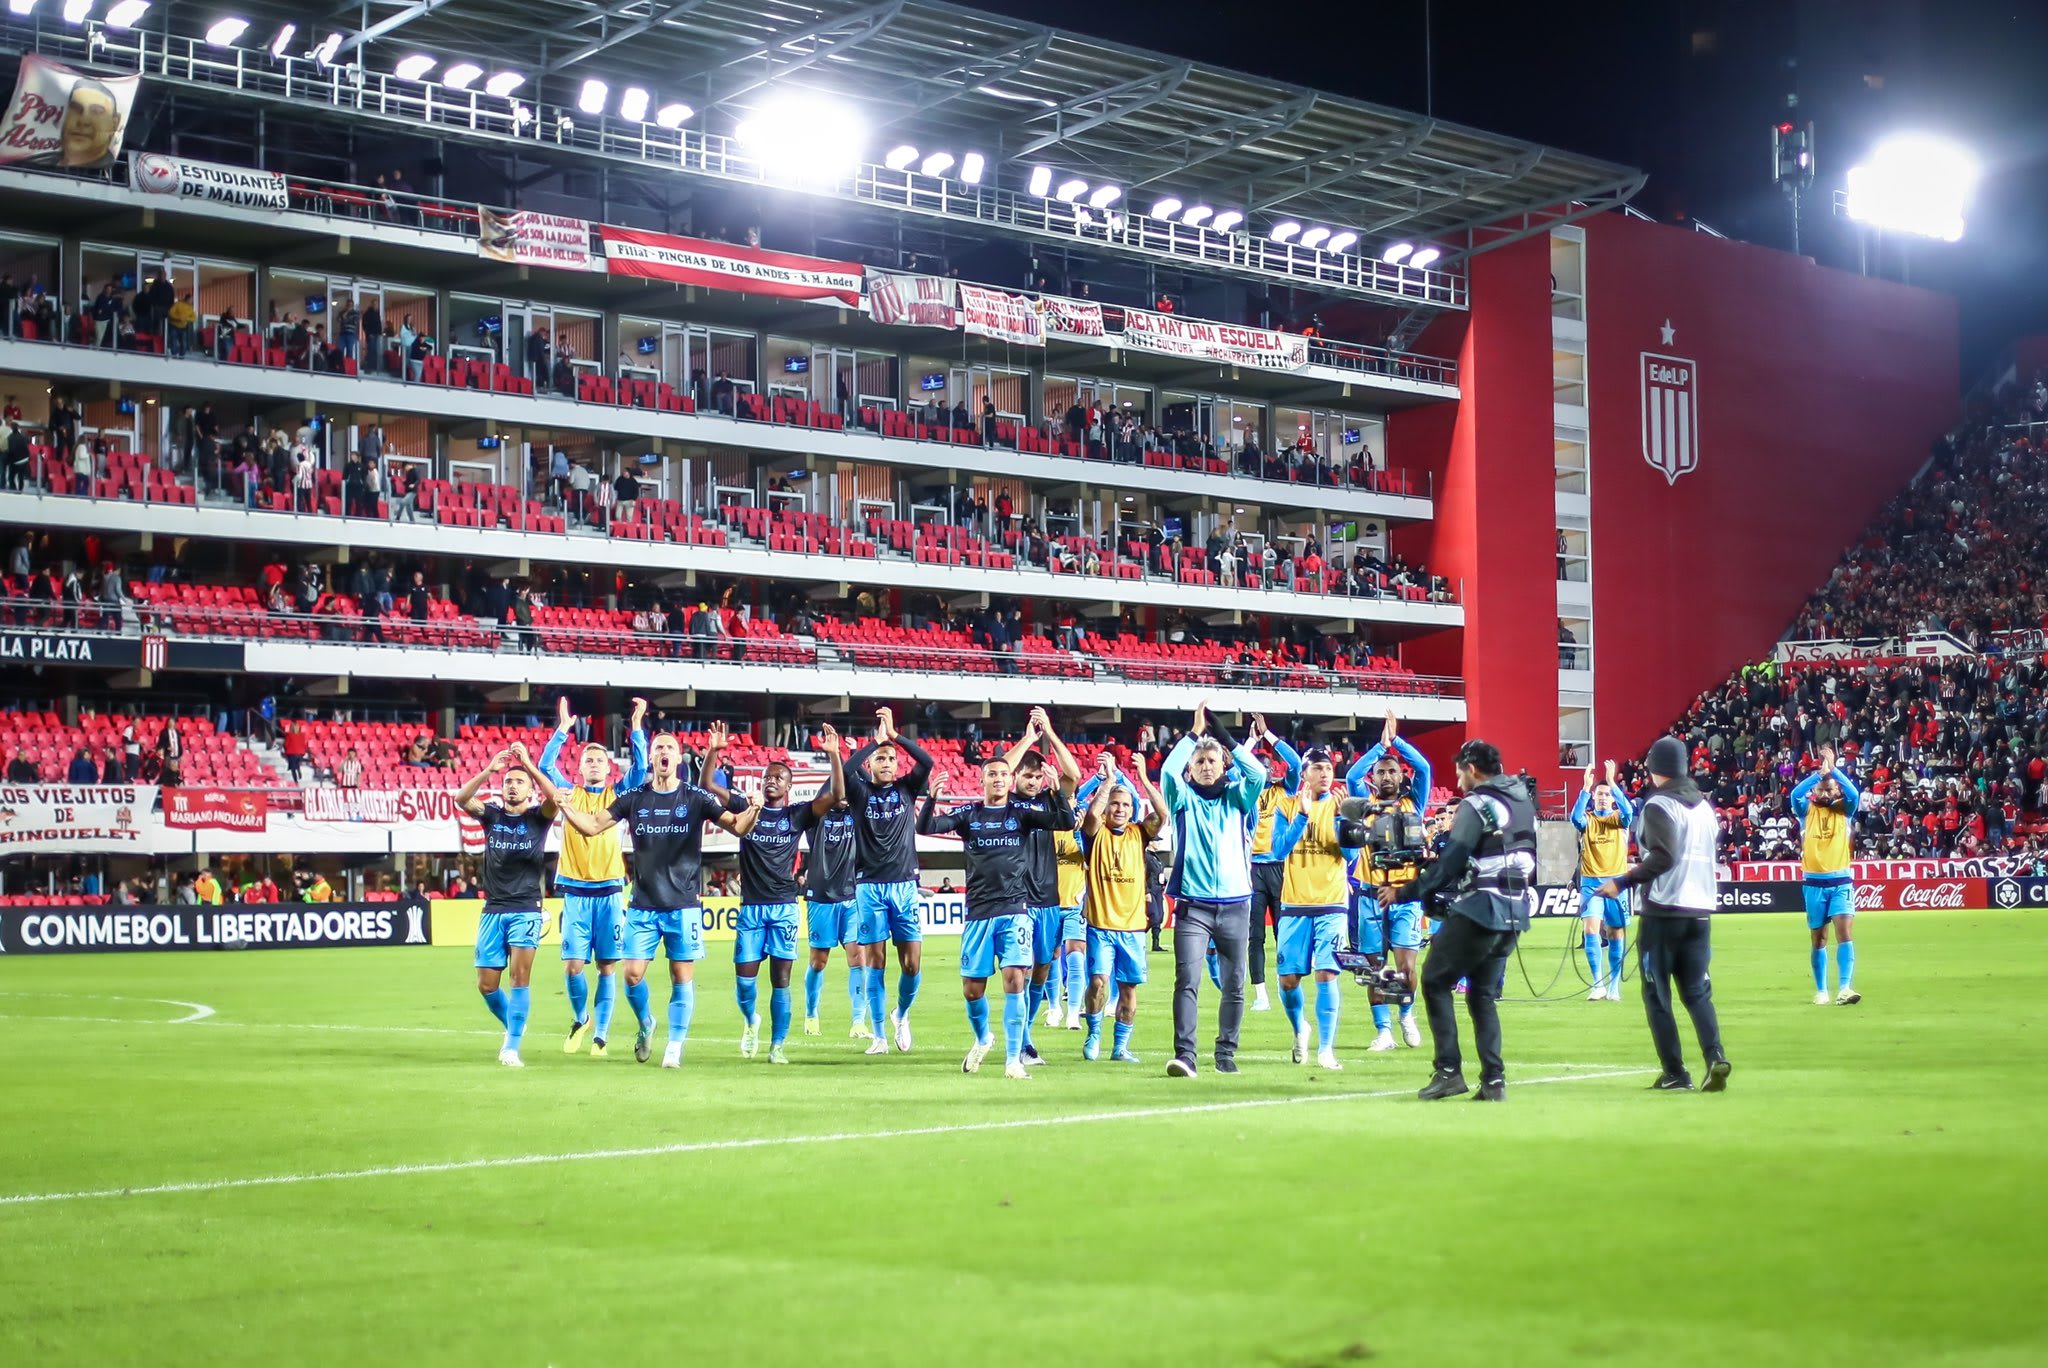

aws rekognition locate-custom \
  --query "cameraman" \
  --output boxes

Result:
[1375,739,1535,1102]
[1344,709,1434,1052]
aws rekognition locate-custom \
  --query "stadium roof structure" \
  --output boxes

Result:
[96,0,1645,261]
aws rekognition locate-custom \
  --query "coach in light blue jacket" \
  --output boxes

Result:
[1161,704,1266,1078]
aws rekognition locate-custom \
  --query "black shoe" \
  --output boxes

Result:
[1020,1045,1044,1067]
[1473,1078,1506,1102]
[1166,1056,1198,1078]
[1650,1072,1695,1091]
[1418,1069,1469,1101]
[1701,1059,1732,1093]
[1213,1056,1239,1074]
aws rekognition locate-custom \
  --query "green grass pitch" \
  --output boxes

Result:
[1,910,2044,1367]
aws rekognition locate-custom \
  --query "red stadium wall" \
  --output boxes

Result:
[1581,214,1960,765]
[1392,236,1557,777]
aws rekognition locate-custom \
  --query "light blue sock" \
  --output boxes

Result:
[896,969,921,1020]
[1371,1002,1391,1031]
[1024,979,1045,1049]
[1837,940,1855,990]
[849,961,865,1024]
[770,986,792,1046]
[1085,1013,1103,1050]
[1064,948,1085,1013]
[1280,984,1306,1033]
[592,973,618,1040]
[1112,1018,1134,1056]
[481,987,508,1026]
[736,974,759,1026]
[866,964,888,1033]
[1314,978,1339,1051]
[804,965,824,1017]
[505,985,530,1050]
[1399,1000,1416,1023]
[1003,990,1027,1062]
[1046,952,1064,1009]
[1607,935,1626,988]
[966,994,991,1045]
[668,980,695,1041]
[626,978,652,1028]
[1206,947,1222,989]
[1583,932,1603,983]
[566,967,590,1024]
[1811,946,1827,992]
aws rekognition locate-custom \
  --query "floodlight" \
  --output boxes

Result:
[1087,184,1120,209]
[884,144,919,170]
[1027,166,1053,196]
[7,0,39,14]
[1408,246,1442,269]
[1181,204,1213,225]
[1325,231,1358,252]
[1299,226,1330,249]
[267,23,296,58]
[655,101,692,128]
[1845,133,1978,242]
[104,0,147,24]
[921,151,955,177]
[1054,177,1087,201]
[1380,241,1413,264]
[205,16,249,45]
[578,79,607,115]
[484,70,525,96]
[60,0,90,22]
[619,86,649,122]
[1149,196,1181,218]
[1210,210,1243,232]
[959,152,985,183]
[312,31,343,65]
[443,62,482,89]
[734,93,867,184]
[1269,221,1302,242]
[393,54,435,81]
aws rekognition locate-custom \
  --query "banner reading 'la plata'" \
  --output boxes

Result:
[479,207,596,271]
[0,54,141,170]
[598,226,863,306]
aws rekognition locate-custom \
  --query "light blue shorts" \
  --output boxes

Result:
[1578,877,1630,930]
[854,879,923,944]
[624,906,704,963]
[1087,927,1148,986]
[1384,901,1424,950]
[805,899,857,950]
[1277,910,1347,976]
[736,902,800,964]
[559,889,625,963]
[1804,882,1853,930]
[475,909,543,969]
[959,912,1033,979]
[1032,905,1085,962]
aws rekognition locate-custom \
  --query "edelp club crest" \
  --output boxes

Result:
[1640,319,1700,485]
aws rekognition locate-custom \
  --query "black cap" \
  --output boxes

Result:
[1646,736,1688,779]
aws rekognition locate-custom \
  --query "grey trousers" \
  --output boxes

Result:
[1173,895,1252,1065]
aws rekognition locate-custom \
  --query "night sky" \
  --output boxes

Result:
[972,0,2048,379]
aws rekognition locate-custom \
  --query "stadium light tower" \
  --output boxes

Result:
[735,93,866,184]
[204,16,248,46]
[1845,134,1977,244]
[104,0,148,25]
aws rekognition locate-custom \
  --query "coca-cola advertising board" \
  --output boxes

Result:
[1854,879,1985,913]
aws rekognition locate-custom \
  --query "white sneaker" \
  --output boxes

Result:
[961,1040,992,1074]
[1813,990,1831,1006]
[1252,984,1271,1012]
[1316,1048,1343,1071]
[1588,983,1607,1001]
[1605,985,1623,1002]
[1836,987,1862,1005]
[863,1033,890,1055]
[1064,1008,1083,1030]
[739,1016,760,1059]
[1291,1028,1309,1064]
[849,1016,872,1039]
[660,1041,683,1068]
[1044,1000,1064,1028]
[1400,1016,1421,1048]
[803,1015,821,1036]
[497,1048,524,1068]
[893,1012,913,1053]
[1367,1030,1396,1052]
[1004,1059,1031,1079]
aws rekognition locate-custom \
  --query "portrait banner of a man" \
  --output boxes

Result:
[0,54,141,170]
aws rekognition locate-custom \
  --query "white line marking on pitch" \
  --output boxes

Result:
[0,992,213,1023]
[0,1068,1653,1208]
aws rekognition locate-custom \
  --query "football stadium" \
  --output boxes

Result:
[1,1,2045,1362]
